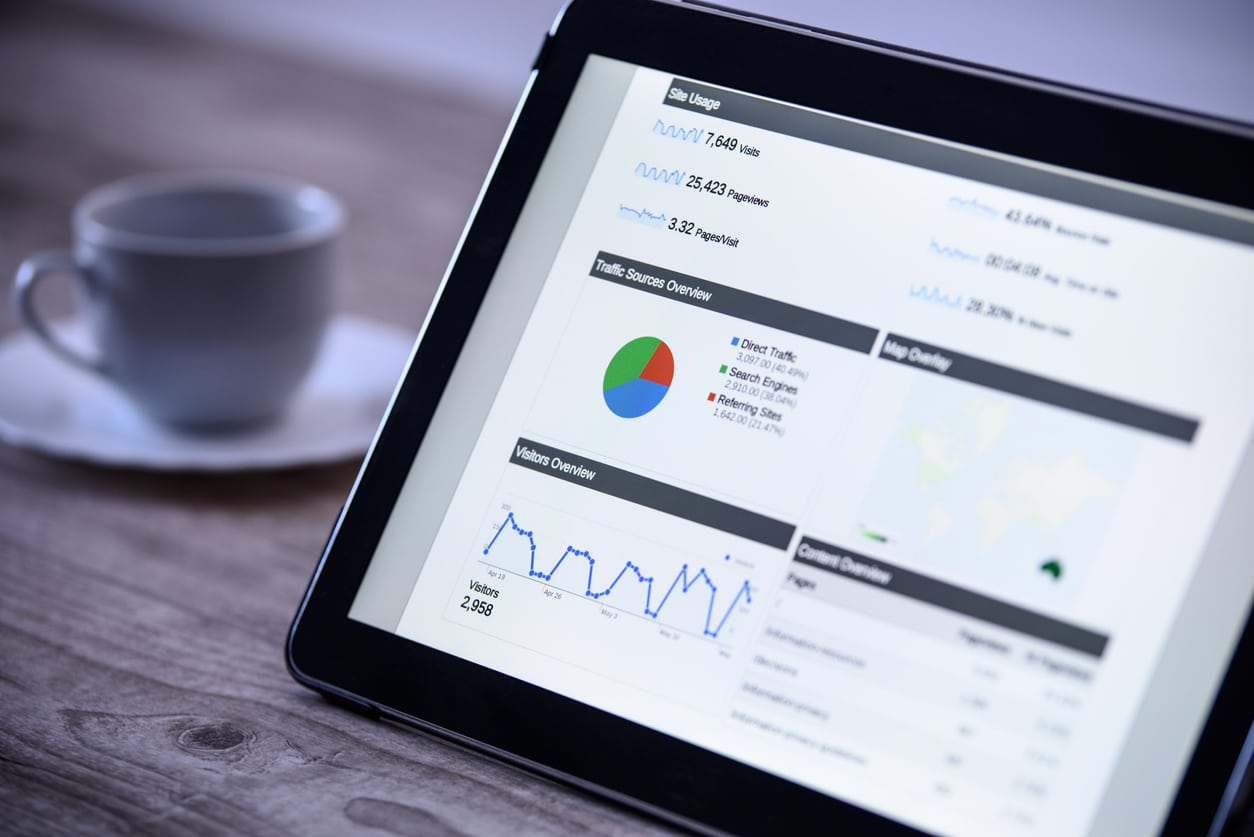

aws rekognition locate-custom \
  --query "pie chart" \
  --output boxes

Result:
[603,337,674,418]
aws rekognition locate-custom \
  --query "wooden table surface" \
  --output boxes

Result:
[1,4,1250,836]
[0,4,678,834]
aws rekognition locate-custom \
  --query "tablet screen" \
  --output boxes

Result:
[345,56,1254,835]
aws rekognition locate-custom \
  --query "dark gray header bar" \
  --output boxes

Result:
[793,536,1109,658]
[591,252,877,354]
[662,78,1254,247]
[510,438,795,549]
[879,333,1199,442]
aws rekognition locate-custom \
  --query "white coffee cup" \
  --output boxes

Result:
[12,170,344,429]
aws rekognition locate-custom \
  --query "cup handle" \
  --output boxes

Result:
[12,250,108,376]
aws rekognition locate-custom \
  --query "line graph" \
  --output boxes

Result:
[947,196,999,218]
[653,119,704,143]
[909,284,964,308]
[483,511,752,639]
[634,162,686,186]
[928,237,981,263]
[617,204,668,228]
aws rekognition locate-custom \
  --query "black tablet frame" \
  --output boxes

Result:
[288,1,1254,833]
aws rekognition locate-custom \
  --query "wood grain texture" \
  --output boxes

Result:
[0,3,678,834]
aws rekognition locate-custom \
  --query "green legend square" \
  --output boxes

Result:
[719,364,728,374]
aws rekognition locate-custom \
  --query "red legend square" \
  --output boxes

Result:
[707,392,716,401]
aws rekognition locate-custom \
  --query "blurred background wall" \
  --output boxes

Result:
[70,0,1254,123]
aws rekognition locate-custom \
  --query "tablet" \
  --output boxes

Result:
[287,1,1254,833]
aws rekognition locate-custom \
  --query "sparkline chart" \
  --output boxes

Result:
[653,119,705,143]
[635,162,686,185]
[618,204,668,229]
[928,237,981,263]
[947,195,999,218]
[482,510,753,639]
[910,284,963,308]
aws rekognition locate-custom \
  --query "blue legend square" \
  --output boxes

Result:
[730,337,740,346]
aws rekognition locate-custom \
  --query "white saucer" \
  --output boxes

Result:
[0,315,414,471]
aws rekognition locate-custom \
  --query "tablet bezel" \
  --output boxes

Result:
[288,1,1254,833]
